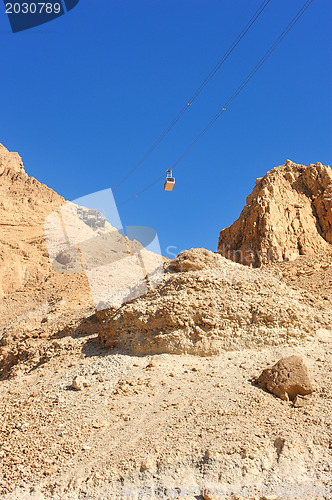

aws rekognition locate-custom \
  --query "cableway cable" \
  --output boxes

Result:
[114,0,271,190]
[119,0,314,206]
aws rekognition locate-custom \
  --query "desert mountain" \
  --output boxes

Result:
[0,146,331,499]
[0,144,162,379]
[218,160,332,266]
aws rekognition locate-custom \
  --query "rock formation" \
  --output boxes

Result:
[218,160,332,266]
[0,143,65,299]
[0,144,93,378]
[97,248,326,355]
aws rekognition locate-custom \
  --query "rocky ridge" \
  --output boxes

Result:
[0,144,65,298]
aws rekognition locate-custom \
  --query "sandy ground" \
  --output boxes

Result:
[0,321,331,499]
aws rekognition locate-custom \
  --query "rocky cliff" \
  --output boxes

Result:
[0,144,93,376]
[0,143,65,299]
[218,160,332,266]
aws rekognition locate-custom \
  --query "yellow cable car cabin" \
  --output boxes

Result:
[164,169,175,191]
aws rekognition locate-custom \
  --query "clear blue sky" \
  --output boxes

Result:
[1,0,331,257]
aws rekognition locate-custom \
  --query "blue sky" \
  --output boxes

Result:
[1,0,331,257]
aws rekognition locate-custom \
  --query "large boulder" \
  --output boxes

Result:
[256,355,314,401]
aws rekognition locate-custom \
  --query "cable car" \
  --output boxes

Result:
[164,169,175,191]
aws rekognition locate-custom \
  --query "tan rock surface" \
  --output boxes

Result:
[0,144,73,299]
[97,248,327,355]
[256,355,314,401]
[1,340,331,499]
[218,160,332,266]
[0,144,94,379]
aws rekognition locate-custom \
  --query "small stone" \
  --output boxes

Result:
[146,360,157,368]
[71,376,89,391]
[140,458,153,471]
[293,394,311,408]
[202,490,218,500]
[274,437,285,455]
[92,422,105,429]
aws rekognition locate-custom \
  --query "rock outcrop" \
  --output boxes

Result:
[0,144,93,378]
[218,160,332,266]
[97,248,325,355]
[0,143,65,299]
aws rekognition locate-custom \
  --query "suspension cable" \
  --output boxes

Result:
[114,0,271,190]
[119,0,314,206]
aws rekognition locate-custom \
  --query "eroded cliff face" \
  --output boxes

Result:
[0,144,93,378]
[0,143,65,298]
[218,160,332,266]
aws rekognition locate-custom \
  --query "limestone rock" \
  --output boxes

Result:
[218,161,332,266]
[97,249,324,356]
[256,355,314,401]
[0,143,65,299]
[0,143,25,175]
[293,394,312,408]
[168,248,221,272]
[140,458,153,471]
